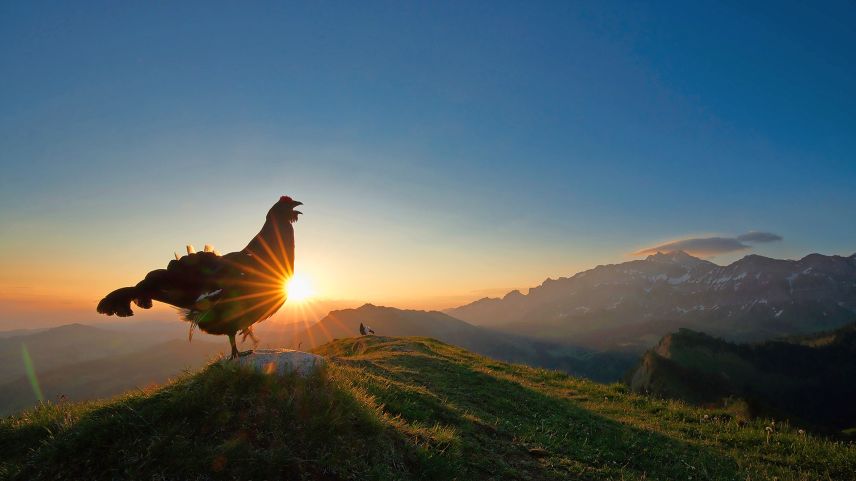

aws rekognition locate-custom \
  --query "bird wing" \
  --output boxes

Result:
[136,251,238,309]
[180,249,287,331]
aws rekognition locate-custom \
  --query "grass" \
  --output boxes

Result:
[1,336,854,480]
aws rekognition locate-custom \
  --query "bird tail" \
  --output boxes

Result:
[96,287,152,317]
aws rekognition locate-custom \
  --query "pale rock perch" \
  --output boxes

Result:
[228,349,326,377]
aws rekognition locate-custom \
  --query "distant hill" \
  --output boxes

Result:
[626,324,856,432]
[0,327,48,339]
[2,337,853,480]
[284,303,637,382]
[447,251,856,351]
[0,339,223,416]
[0,324,179,385]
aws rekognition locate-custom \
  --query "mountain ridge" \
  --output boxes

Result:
[446,251,856,350]
[0,323,185,385]
[626,323,856,432]
[0,338,223,416]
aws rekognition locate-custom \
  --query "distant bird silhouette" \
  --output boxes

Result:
[359,322,375,336]
[97,196,302,359]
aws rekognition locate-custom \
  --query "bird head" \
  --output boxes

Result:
[268,195,303,223]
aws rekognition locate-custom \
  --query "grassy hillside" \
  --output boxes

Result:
[2,336,854,480]
[627,326,856,432]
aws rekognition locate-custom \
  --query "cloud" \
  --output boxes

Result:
[633,231,783,257]
[736,231,783,243]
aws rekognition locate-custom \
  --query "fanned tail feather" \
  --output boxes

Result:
[96,287,139,317]
[188,320,196,342]
[181,308,213,343]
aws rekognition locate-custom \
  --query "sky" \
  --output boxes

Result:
[1,1,855,328]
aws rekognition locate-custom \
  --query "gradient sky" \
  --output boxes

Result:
[2,1,855,328]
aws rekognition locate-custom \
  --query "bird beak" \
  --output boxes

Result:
[293,201,303,206]
[294,211,303,215]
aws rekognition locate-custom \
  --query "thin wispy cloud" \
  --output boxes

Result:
[736,232,783,243]
[633,231,783,257]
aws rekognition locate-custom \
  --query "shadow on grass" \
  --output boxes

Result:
[338,343,743,481]
[1,361,456,481]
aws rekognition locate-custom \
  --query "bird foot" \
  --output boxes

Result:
[228,350,254,360]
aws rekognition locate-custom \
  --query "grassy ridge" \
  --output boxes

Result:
[627,326,856,431]
[2,336,854,480]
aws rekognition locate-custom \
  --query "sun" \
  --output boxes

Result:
[284,272,315,303]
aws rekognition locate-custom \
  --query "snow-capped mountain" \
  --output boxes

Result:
[446,251,856,351]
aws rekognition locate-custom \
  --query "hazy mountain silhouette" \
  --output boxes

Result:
[0,327,49,339]
[447,251,856,351]
[0,323,182,385]
[0,338,223,415]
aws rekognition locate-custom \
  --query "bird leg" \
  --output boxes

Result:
[229,334,239,360]
[228,333,253,360]
[240,326,260,348]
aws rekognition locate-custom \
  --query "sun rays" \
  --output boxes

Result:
[205,231,342,350]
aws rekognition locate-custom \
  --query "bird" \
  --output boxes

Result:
[97,196,303,359]
[359,322,375,336]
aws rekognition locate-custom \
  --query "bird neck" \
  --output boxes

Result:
[243,216,295,277]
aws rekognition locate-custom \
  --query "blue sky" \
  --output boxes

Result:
[1,1,855,324]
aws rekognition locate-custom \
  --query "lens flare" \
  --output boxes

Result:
[22,344,44,402]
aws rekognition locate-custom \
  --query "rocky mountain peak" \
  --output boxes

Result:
[447,251,856,349]
[502,289,525,300]
[644,250,706,267]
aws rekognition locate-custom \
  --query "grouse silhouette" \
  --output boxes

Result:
[97,196,302,359]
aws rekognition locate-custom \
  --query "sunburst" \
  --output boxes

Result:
[284,272,315,303]
[213,231,331,348]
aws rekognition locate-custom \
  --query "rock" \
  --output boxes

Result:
[227,349,326,377]
[528,447,549,458]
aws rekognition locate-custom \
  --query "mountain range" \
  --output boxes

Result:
[446,251,856,351]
